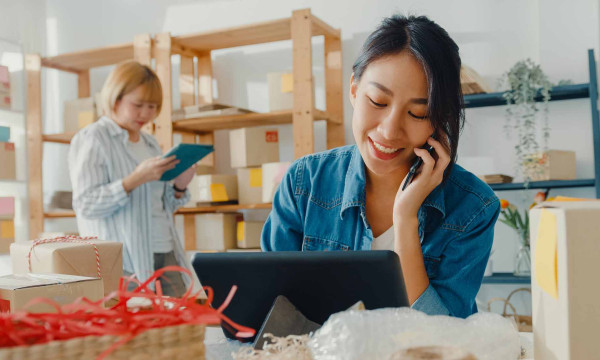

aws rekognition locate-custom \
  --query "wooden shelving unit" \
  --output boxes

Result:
[26,9,344,251]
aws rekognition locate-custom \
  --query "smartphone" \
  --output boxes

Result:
[401,142,436,191]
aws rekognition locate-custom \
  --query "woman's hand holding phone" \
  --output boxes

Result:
[393,136,451,222]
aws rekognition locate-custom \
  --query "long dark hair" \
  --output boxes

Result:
[352,15,464,181]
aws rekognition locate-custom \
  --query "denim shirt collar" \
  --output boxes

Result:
[340,145,446,221]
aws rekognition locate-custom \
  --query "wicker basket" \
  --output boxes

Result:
[0,323,205,360]
[487,287,532,332]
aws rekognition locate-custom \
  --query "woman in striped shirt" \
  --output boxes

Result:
[68,61,201,297]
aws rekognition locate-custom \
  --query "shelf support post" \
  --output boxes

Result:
[324,33,345,149]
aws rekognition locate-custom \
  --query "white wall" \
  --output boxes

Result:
[34,0,600,315]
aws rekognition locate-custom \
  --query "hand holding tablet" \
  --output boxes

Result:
[160,144,214,181]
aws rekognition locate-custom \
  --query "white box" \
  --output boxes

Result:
[530,200,600,359]
[229,127,279,168]
[196,175,238,203]
[268,72,293,111]
[262,162,291,203]
[237,167,263,205]
[237,221,264,249]
[194,213,239,251]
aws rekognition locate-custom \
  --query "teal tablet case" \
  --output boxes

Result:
[160,143,214,181]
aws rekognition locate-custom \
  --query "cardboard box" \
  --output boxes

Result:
[0,220,14,253]
[0,126,10,142]
[268,72,293,111]
[196,174,238,203]
[229,127,280,168]
[0,273,103,313]
[530,200,600,359]
[237,167,263,205]
[523,150,576,181]
[262,162,291,203]
[0,142,16,180]
[64,97,96,133]
[11,240,123,296]
[194,213,239,251]
[0,65,9,92]
[0,197,15,219]
[0,91,11,110]
[48,191,73,210]
[237,221,264,249]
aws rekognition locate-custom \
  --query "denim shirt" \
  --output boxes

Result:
[261,145,500,318]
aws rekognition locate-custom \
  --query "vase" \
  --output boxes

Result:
[514,244,531,277]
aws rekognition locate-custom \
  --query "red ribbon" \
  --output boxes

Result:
[0,266,255,359]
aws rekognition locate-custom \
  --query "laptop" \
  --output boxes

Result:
[191,250,409,341]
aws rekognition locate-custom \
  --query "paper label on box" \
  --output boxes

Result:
[0,197,15,216]
[237,222,245,242]
[281,73,293,93]
[0,220,14,238]
[535,209,558,299]
[77,111,95,129]
[210,183,229,202]
[0,299,9,313]
[265,131,278,143]
[2,96,10,106]
[4,143,14,151]
[249,168,262,187]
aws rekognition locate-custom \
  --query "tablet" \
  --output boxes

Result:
[191,250,409,341]
[160,143,214,181]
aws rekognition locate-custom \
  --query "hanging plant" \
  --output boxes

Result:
[500,59,552,182]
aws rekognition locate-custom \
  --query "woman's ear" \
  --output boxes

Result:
[349,73,358,108]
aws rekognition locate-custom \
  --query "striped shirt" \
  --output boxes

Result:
[68,116,202,291]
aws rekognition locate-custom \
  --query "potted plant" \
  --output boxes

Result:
[499,191,551,276]
[500,59,553,183]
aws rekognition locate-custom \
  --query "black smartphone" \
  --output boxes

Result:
[401,142,436,191]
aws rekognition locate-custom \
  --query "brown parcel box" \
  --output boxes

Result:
[0,142,16,180]
[530,201,600,359]
[0,273,103,313]
[237,167,263,205]
[64,97,96,133]
[194,213,238,251]
[523,150,576,181]
[237,221,264,249]
[229,127,280,168]
[0,220,14,254]
[10,240,123,296]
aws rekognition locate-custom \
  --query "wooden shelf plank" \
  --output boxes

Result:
[464,83,590,108]
[45,203,273,219]
[177,203,272,214]
[42,43,134,72]
[172,11,339,53]
[172,109,334,133]
[42,133,76,144]
[490,178,595,191]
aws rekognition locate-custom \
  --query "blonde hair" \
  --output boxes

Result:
[100,61,163,116]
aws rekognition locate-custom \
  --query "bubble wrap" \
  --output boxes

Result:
[308,308,521,360]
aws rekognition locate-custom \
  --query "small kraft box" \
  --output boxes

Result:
[529,200,600,359]
[0,273,103,313]
[0,197,15,253]
[196,174,238,204]
[268,72,293,111]
[0,65,10,92]
[262,162,291,203]
[64,97,96,133]
[237,167,263,205]
[10,239,123,296]
[237,221,264,249]
[523,150,576,181]
[229,127,280,169]
[0,142,16,180]
[194,213,239,251]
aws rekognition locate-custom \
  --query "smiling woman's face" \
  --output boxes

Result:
[350,50,434,178]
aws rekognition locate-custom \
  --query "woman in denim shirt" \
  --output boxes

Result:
[261,15,500,319]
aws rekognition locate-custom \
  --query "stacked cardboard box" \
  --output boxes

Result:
[230,127,280,205]
[268,72,293,111]
[0,65,11,110]
[236,221,264,249]
[262,162,291,203]
[64,97,97,133]
[195,174,238,204]
[0,197,15,253]
[194,213,240,251]
[0,141,16,180]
